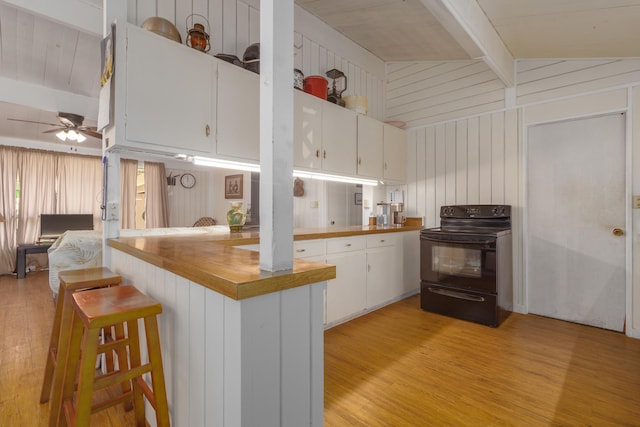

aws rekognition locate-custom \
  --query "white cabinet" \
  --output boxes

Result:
[365,234,401,309]
[294,91,358,176]
[324,236,366,325]
[322,102,358,175]
[357,115,383,178]
[294,90,323,169]
[123,25,215,155]
[383,124,407,182]
[216,61,260,161]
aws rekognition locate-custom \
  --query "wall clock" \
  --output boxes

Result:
[180,173,196,189]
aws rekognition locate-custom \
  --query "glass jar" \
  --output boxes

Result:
[226,202,247,232]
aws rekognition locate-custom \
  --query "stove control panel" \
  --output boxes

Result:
[440,204,511,219]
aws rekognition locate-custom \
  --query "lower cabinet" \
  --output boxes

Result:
[235,231,419,327]
[324,237,367,325]
[365,234,401,309]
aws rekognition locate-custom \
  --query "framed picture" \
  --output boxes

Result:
[225,174,243,199]
[354,192,362,205]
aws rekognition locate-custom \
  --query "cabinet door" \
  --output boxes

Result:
[321,102,357,175]
[402,231,420,294]
[357,115,383,178]
[325,252,366,325]
[383,124,407,182]
[125,26,214,153]
[366,245,399,309]
[294,90,323,170]
[217,61,259,161]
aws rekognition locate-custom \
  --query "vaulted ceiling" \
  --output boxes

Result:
[2,0,640,149]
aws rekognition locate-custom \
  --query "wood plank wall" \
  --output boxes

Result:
[385,60,506,128]
[165,168,213,227]
[127,0,386,119]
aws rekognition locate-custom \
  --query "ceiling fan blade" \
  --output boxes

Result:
[42,127,65,134]
[8,118,60,127]
[80,129,103,139]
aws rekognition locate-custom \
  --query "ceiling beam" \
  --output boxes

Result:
[0,77,99,120]
[3,0,102,36]
[421,0,514,87]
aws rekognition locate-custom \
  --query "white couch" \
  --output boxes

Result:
[47,230,103,298]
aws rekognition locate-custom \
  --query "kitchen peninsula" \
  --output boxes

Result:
[105,225,420,426]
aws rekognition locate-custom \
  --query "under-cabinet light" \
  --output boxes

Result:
[190,156,378,186]
[191,156,261,172]
[293,170,378,186]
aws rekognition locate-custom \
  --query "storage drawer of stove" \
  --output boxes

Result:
[420,282,499,327]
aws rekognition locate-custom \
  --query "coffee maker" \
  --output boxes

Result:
[390,202,405,226]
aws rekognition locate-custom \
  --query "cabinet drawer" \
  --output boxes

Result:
[366,233,398,248]
[294,240,325,258]
[326,236,366,254]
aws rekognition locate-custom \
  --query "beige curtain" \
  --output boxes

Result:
[57,153,102,231]
[144,161,169,228]
[17,149,57,245]
[120,159,138,229]
[0,146,19,274]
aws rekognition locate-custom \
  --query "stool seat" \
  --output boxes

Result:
[57,285,170,427]
[75,285,162,329]
[58,267,122,291]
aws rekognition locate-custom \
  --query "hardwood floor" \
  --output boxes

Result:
[2,271,640,426]
[0,271,135,426]
[325,296,640,426]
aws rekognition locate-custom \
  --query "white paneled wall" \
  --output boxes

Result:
[386,61,506,127]
[517,59,640,105]
[165,168,213,227]
[128,0,386,119]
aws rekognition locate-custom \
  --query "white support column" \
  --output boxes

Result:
[101,0,127,261]
[259,0,295,271]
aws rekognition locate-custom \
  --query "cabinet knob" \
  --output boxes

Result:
[315,149,320,158]
[323,150,327,159]
[296,248,306,253]
[358,156,361,165]
[205,124,210,136]
[367,264,371,272]
[345,243,352,247]
[384,162,388,170]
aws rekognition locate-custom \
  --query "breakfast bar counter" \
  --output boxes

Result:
[104,224,420,427]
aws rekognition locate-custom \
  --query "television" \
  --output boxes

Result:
[39,214,94,239]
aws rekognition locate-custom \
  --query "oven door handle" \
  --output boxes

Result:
[421,236,496,246]
[428,287,486,302]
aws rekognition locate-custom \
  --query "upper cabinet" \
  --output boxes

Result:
[383,124,407,183]
[294,91,358,176]
[294,90,323,170]
[123,24,215,155]
[356,115,383,179]
[216,61,260,161]
[321,102,358,175]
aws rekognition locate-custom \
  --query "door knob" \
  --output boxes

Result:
[612,228,624,236]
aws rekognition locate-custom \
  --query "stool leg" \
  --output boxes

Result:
[74,326,101,426]
[144,315,171,427]
[40,284,67,403]
[127,319,147,427]
[112,322,134,411]
[53,310,84,427]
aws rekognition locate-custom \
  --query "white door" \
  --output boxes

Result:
[527,113,626,331]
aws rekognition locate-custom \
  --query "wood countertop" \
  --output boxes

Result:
[108,225,421,300]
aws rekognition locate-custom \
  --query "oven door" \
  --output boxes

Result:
[420,232,497,293]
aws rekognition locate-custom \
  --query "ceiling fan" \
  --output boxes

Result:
[8,112,102,142]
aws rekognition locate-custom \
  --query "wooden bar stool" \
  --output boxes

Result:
[41,267,123,406]
[58,285,170,427]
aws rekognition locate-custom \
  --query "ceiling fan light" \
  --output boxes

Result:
[67,129,78,140]
[76,133,87,143]
[56,131,67,141]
